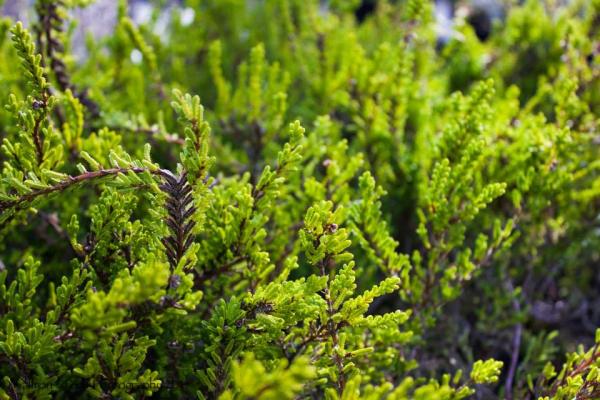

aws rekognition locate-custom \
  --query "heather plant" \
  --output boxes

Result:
[0,0,599,399]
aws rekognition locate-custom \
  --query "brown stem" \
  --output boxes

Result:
[0,167,165,220]
[32,113,45,165]
[319,256,346,394]
[548,342,600,396]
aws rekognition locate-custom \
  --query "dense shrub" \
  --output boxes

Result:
[0,0,599,399]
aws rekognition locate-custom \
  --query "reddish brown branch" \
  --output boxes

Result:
[31,113,45,165]
[0,167,165,218]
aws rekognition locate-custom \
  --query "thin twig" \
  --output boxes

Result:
[0,167,167,221]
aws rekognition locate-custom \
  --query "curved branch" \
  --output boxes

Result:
[0,167,167,224]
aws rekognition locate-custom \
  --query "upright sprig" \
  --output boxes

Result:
[167,90,214,285]
[300,200,405,396]
[8,21,52,166]
[171,89,214,186]
[194,120,305,304]
[210,43,290,178]
[349,171,411,282]
[409,81,513,321]
[11,22,48,99]
[121,17,159,81]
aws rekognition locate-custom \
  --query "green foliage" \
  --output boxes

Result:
[538,329,600,400]
[220,353,315,400]
[0,1,599,399]
[470,359,504,385]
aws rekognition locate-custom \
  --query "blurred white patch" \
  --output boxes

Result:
[154,11,170,38]
[131,3,153,25]
[435,0,460,43]
[180,7,195,27]
[130,49,143,64]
